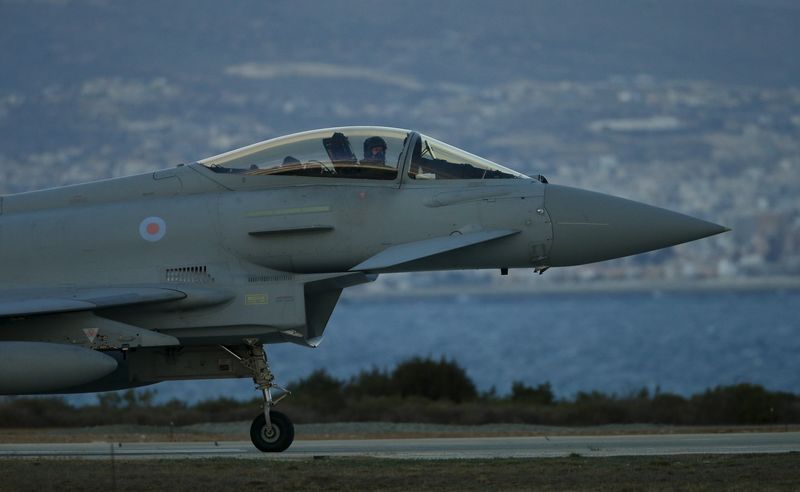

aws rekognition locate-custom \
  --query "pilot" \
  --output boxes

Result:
[282,156,301,166]
[362,136,387,165]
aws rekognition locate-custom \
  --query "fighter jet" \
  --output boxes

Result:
[0,126,728,451]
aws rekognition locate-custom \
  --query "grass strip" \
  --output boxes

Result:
[1,454,798,491]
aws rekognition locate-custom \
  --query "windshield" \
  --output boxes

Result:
[409,134,528,180]
[200,127,410,180]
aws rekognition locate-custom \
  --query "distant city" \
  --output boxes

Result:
[1,0,798,291]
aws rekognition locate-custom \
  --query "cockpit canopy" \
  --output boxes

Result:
[199,126,528,181]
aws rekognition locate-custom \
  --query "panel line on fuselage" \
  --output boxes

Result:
[245,205,332,218]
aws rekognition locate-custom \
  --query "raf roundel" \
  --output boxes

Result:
[139,216,167,242]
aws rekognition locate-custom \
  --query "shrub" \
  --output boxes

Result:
[0,397,76,427]
[510,381,555,405]
[564,391,631,425]
[692,383,797,424]
[288,368,346,410]
[289,369,343,396]
[650,393,691,424]
[391,356,477,403]
[346,367,394,398]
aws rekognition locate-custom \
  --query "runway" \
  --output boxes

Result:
[1,432,798,459]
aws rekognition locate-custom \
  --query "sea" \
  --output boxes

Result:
[66,289,799,404]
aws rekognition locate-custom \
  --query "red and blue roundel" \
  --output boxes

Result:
[139,216,167,242]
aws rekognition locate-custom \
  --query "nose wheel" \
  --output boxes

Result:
[250,410,294,452]
[221,340,294,452]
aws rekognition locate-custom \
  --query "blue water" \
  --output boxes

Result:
[71,290,800,404]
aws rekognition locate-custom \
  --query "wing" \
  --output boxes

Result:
[0,286,189,319]
[350,229,520,272]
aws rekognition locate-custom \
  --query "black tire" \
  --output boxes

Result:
[250,410,294,452]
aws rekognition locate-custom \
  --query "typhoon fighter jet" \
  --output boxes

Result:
[0,126,728,451]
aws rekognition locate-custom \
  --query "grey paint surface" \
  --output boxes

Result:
[0,127,727,391]
[0,342,118,393]
[0,126,729,450]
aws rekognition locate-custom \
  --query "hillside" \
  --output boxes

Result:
[1,0,799,282]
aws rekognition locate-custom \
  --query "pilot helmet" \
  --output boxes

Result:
[363,136,387,162]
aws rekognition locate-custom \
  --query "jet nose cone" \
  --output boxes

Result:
[545,185,729,267]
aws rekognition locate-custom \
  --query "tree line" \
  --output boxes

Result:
[1,356,798,427]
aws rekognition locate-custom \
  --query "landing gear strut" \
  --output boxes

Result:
[222,339,294,452]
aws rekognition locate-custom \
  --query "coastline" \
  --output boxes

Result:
[344,275,800,300]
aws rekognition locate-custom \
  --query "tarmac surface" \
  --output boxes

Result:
[1,432,798,459]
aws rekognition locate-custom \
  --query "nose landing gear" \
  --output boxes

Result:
[221,339,294,452]
[250,410,294,452]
